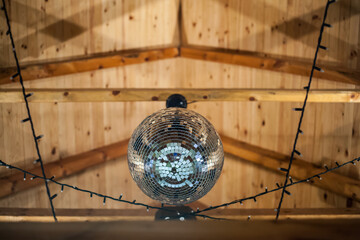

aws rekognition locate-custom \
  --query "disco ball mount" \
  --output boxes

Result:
[166,94,188,109]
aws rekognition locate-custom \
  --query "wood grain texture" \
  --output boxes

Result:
[0,0,359,212]
[0,88,359,103]
[1,219,360,240]
[0,58,359,209]
[1,208,360,221]
[0,48,179,85]
[181,0,360,70]
[0,139,128,199]
[181,46,360,86]
[0,0,180,68]
[221,135,360,202]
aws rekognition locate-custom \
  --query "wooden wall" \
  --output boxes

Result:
[0,0,359,212]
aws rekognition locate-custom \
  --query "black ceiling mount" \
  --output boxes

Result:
[166,94,187,108]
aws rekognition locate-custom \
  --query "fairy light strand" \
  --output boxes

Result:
[1,156,358,220]
[0,0,355,222]
[275,0,337,220]
[0,159,224,220]
[1,0,57,221]
[182,156,360,217]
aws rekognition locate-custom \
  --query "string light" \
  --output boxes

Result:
[0,0,355,222]
[1,0,57,222]
[33,159,40,164]
[10,72,19,80]
[294,150,302,157]
[183,157,359,217]
[0,156,358,220]
[275,0,337,220]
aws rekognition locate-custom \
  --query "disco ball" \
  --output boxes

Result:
[128,106,224,205]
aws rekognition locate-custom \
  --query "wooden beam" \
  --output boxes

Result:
[1,208,360,222]
[0,47,179,85]
[0,139,128,199]
[181,46,360,86]
[0,88,358,103]
[1,218,360,240]
[221,135,360,201]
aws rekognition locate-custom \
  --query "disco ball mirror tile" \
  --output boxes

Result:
[128,108,224,205]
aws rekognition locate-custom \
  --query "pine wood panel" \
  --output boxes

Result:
[0,0,359,213]
[181,0,360,71]
[0,0,179,67]
[0,59,359,210]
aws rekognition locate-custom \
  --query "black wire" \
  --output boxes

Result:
[1,156,358,220]
[0,0,349,222]
[275,0,335,220]
[0,0,229,222]
[1,0,57,221]
[187,101,198,105]
[183,156,360,216]
[0,159,225,221]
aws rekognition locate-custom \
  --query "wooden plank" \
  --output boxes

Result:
[0,88,359,103]
[1,208,360,221]
[1,218,360,240]
[0,139,129,199]
[221,135,360,202]
[181,46,360,86]
[0,47,179,85]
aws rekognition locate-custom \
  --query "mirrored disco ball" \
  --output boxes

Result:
[128,108,224,205]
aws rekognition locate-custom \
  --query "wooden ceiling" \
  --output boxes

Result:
[0,0,359,221]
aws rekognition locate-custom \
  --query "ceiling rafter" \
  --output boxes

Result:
[221,135,360,202]
[1,217,360,238]
[1,45,358,86]
[0,47,179,85]
[1,135,359,201]
[0,88,358,103]
[181,46,360,86]
[0,139,128,199]
[0,1,358,87]
[1,208,360,221]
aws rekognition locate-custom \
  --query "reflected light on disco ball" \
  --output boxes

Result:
[128,95,224,205]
